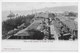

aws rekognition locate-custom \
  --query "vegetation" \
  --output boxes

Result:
[2,14,34,39]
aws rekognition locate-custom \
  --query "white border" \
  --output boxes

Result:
[1,0,78,2]
[0,0,79,53]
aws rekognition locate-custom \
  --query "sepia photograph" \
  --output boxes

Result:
[1,2,78,51]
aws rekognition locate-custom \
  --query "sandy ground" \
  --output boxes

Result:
[1,40,78,51]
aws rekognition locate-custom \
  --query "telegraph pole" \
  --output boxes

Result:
[47,18,51,39]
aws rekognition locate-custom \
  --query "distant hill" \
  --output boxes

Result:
[2,5,78,21]
[35,5,78,13]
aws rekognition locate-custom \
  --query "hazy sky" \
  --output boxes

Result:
[2,2,77,11]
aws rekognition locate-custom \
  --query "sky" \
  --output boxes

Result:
[2,2,78,11]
